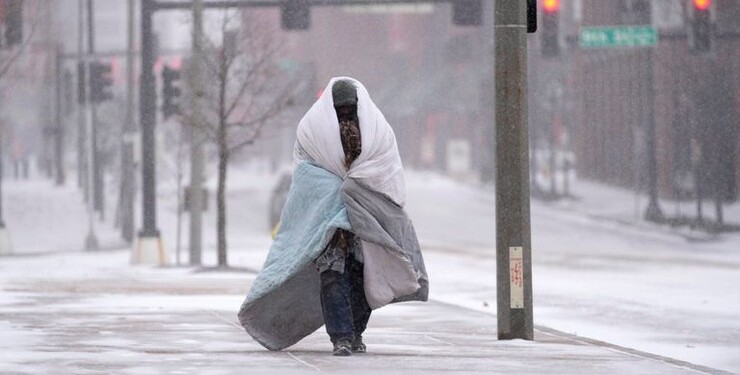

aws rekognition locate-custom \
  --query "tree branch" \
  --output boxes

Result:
[0,4,40,80]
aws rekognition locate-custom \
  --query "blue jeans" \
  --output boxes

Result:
[320,254,371,343]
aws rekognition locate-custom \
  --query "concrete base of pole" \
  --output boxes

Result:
[644,200,664,223]
[132,235,167,265]
[85,231,99,251]
[0,227,13,255]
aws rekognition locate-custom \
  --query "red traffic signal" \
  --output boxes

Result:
[541,0,560,57]
[543,0,560,13]
[689,0,713,53]
[693,0,711,11]
[161,65,182,119]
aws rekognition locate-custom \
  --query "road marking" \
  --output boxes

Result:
[425,334,456,346]
[204,308,322,372]
[535,326,733,375]
[428,297,733,375]
[286,352,322,372]
[202,308,242,330]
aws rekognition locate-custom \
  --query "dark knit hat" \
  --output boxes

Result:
[332,80,358,107]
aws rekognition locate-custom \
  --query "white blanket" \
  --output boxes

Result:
[295,77,407,207]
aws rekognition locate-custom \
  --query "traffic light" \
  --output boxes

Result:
[162,65,181,120]
[452,0,482,27]
[527,0,537,33]
[541,0,560,57]
[90,61,113,103]
[689,0,713,54]
[3,0,23,47]
[64,70,74,116]
[281,0,310,31]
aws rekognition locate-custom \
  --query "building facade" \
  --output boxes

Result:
[532,0,740,202]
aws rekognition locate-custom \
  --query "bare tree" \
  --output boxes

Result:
[0,1,41,183]
[0,1,38,82]
[158,120,190,266]
[0,41,29,81]
[181,11,300,268]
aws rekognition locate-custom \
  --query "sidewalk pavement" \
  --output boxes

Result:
[0,250,731,375]
[536,178,740,242]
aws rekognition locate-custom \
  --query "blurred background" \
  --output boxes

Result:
[1,0,740,372]
[0,1,737,244]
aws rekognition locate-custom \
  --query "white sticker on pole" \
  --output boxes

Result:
[509,246,524,309]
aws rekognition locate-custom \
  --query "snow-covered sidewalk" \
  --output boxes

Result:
[2,178,123,255]
[0,250,724,375]
[404,172,740,374]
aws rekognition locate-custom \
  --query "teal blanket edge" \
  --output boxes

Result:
[237,162,428,351]
[245,162,350,304]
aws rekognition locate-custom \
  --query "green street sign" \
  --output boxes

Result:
[580,26,658,48]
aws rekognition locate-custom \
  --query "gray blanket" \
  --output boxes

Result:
[237,176,428,351]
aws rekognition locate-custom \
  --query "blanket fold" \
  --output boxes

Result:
[237,163,428,351]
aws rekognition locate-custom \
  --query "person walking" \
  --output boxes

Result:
[238,77,428,356]
[313,79,370,355]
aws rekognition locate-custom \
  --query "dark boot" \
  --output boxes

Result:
[333,339,352,356]
[351,335,366,353]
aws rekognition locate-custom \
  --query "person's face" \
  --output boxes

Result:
[336,103,361,167]
[335,104,358,124]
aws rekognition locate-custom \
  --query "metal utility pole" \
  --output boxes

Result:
[0,122,10,255]
[0,126,5,228]
[495,0,534,340]
[132,0,165,264]
[77,0,87,193]
[189,0,205,266]
[121,0,137,243]
[88,0,105,218]
[82,0,99,251]
[55,45,66,186]
[0,130,3,226]
[643,48,663,222]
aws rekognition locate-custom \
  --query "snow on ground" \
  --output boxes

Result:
[4,249,702,375]
[404,171,740,374]
[2,162,740,373]
[3,178,122,255]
